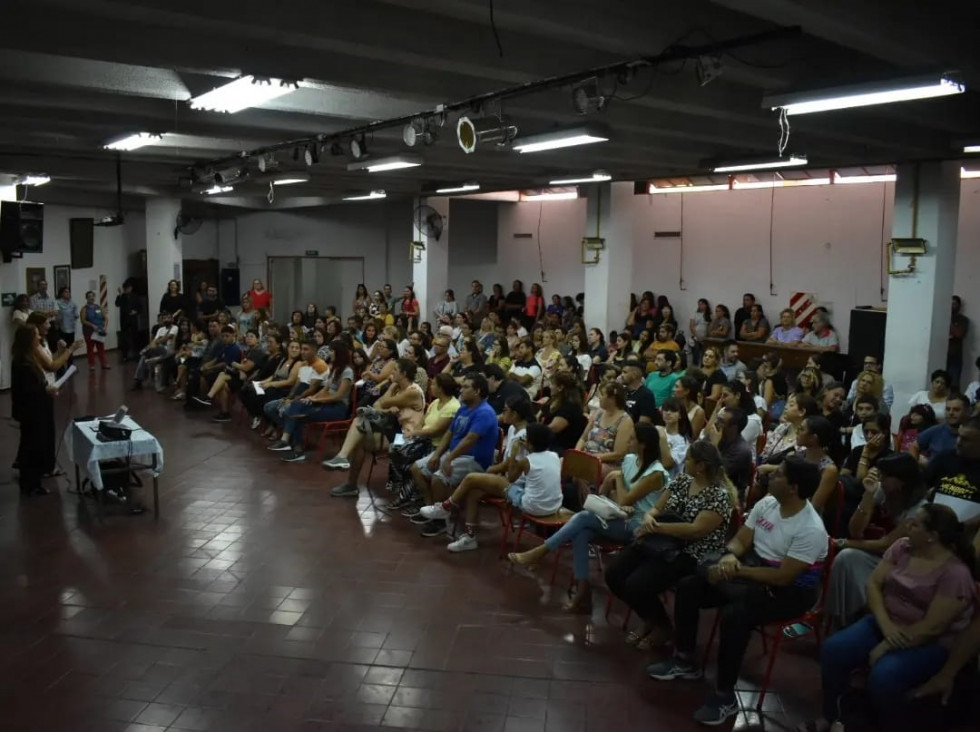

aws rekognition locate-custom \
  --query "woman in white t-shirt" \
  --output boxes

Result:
[508,424,670,613]
[908,369,952,423]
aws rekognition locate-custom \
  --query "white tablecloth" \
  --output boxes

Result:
[62,416,164,491]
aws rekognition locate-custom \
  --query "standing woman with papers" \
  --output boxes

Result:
[79,290,109,371]
[11,325,57,496]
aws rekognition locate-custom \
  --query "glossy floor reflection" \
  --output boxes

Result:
[0,369,821,731]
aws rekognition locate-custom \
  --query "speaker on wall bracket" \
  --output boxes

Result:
[0,200,44,261]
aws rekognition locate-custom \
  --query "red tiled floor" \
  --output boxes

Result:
[0,370,824,730]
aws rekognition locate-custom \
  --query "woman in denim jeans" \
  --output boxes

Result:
[507,424,671,613]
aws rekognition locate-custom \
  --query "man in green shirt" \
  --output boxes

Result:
[644,351,681,405]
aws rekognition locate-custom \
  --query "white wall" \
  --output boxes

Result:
[181,203,414,316]
[0,203,145,388]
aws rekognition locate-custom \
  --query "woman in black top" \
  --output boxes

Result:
[159,279,193,320]
[546,372,588,454]
[11,324,56,496]
[504,280,526,319]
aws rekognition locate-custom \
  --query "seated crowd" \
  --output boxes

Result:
[127,279,980,730]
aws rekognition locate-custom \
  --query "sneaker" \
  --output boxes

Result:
[321,455,350,470]
[281,451,307,463]
[330,483,359,498]
[267,440,292,451]
[401,504,422,518]
[171,392,185,401]
[420,503,451,521]
[250,417,262,430]
[387,495,409,510]
[409,512,430,525]
[447,534,478,553]
[193,396,212,407]
[212,412,232,423]
[646,656,702,681]
[692,692,738,726]
[419,520,446,537]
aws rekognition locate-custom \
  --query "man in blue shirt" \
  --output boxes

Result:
[409,373,498,537]
[913,394,968,466]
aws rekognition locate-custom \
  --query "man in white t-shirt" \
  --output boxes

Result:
[646,456,828,726]
[132,312,178,388]
[507,338,542,398]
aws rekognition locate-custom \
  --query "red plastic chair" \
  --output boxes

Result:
[702,536,837,710]
[307,388,358,457]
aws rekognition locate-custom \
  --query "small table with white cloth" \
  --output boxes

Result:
[62,416,164,518]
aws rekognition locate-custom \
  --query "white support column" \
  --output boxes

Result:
[411,196,449,326]
[145,199,184,311]
[584,182,635,337]
[0,184,22,389]
[883,161,960,414]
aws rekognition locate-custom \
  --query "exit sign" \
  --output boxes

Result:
[305,250,319,256]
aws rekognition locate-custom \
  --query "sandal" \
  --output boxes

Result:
[625,630,645,646]
[635,627,672,651]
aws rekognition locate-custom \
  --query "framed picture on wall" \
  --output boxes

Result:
[25,267,45,296]
[54,265,70,295]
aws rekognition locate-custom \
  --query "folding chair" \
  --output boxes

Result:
[702,536,837,710]
[306,389,358,457]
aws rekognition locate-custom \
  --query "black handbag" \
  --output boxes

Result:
[634,511,686,561]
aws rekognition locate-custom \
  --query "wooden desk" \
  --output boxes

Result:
[702,338,830,371]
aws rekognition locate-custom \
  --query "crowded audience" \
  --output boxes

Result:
[13,274,979,731]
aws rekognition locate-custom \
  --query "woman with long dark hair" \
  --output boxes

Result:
[11,325,57,496]
[811,503,978,732]
[509,423,671,612]
[688,298,711,366]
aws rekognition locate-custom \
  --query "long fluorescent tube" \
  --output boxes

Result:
[19,175,50,186]
[513,125,610,154]
[549,172,612,185]
[965,145,980,154]
[713,154,807,173]
[435,183,480,194]
[271,172,311,186]
[766,74,965,115]
[104,133,163,151]
[963,168,980,180]
[835,173,896,184]
[347,155,422,173]
[343,190,387,201]
[190,75,298,113]
[521,191,579,201]
[203,185,233,195]
[650,183,730,195]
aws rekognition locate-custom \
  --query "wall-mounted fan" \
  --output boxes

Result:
[413,204,443,241]
[174,211,203,239]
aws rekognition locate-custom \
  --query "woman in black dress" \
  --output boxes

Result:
[11,324,57,496]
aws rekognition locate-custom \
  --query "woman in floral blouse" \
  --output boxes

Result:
[604,440,736,650]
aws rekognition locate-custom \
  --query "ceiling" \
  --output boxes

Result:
[0,0,978,212]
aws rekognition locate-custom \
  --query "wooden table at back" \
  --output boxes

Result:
[702,338,834,372]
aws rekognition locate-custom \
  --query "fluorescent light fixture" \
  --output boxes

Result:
[765,74,965,115]
[18,174,50,186]
[513,125,610,154]
[203,185,233,195]
[963,168,980,180]
[190,75,298,114]
[343,190,387,201]
[964,145,980,154]
[712,154,807,173]
[549,171,612,185]
[650,183,730,195]
[835,173,896,184]
[104,132,163,151]
[271,172,311,186]
[347,155,422,173]
[435,183,480,194]
[521,191,579,201]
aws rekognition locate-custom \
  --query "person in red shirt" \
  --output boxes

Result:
[400,286,420,330]
[247,278,272,314]
[524,282,544,331]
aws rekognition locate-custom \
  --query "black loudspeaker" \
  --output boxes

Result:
[848,308,887,371]
[0,200,44,258]
[70,218,94,268]
[220,268,240,307]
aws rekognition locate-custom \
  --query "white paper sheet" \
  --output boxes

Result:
[90,331,107,343]
[253,383,265,395]
[53,364,77,389]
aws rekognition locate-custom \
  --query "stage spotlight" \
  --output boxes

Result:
[349,135,368,160]
[571,77,608,114]
[456,115,517,154]
[403,118,436,147]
